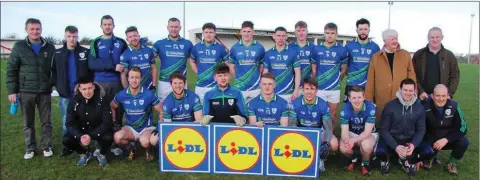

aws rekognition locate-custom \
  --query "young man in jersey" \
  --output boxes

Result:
[263,27,301,104]
[119,26,156,90]
[344,18,380,103]
[110,67,162,161]
[290,77,339,172]
[227,21,265,103]
[289,21,315,91]
[153,17,193,102]
[200,63,248,126]
[88,15,127,127]
[248,72,289,127]
[189,23,229,104]
[339,86,377,176]
[311,22,348,129]
[149,72,203,147]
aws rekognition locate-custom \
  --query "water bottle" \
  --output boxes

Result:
[10,96,19,115]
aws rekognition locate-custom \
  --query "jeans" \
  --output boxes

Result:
[59,98,70,136]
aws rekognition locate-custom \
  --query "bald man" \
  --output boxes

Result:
[421,84,468,175]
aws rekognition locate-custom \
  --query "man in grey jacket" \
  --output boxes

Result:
[374,78,434,177]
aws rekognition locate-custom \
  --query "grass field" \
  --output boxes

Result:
[1,59,478,180]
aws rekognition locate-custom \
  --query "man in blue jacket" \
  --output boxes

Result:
[422,84,468,175]
[52,25,92,156]
[375,78,434,176]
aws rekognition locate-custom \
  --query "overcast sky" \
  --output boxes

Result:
[1,1,479,54]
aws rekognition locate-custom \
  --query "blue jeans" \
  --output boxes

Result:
[59,98,70,136]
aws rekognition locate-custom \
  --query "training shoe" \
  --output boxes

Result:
[43,148,53,157]
[77,153,92,166]
[380,160,390,175]
[110,147,123,156]
[24,151,35,160]
[399,159,416,176]
[60,148,74,157]
[318,159,326,172]
[446,163,458,176]
[92,149,100,157]
[434,156,442,165]
[423,159,433,170]
[127,143,136,161]
[345,158,355,171]
[361,164,371,176]
[96,153,108,167]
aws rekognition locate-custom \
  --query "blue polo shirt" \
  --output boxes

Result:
[263,45,300,95]
[311,42,348,90]
[340,100,376,135]
[31,42,42,56]
[113,87,160,132]
[345,39,380,87]
[247,94,289,126]
[162,89,202,122]
[190,41,229,88]
[152,37,193,82]
[120,45,156,89]
[289,41,315,86]
[228,40,265,91]
[290,95,331,128]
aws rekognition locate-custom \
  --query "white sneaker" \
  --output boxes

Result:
[318,159,326,172]
[43,148,53,157]
[110,147,123,156]
[24,151,34,160]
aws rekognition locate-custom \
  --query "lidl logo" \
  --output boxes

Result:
[270,132,315,174]
[217,129,261,171]
[164,127,207,169]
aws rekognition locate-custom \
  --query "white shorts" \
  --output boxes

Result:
[195,86,214,105]
[278,94,293,107]
[126,126,156,141]
[158,81,173,102]
[316,90,340,103]
[242,89,261,103]
[348,131,379,142]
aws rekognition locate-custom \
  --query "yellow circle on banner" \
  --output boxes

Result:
[164,127,207,169]
[270,132,315,174]
[217,129,261,171]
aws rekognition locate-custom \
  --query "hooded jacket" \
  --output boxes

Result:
[66,82,112,139]
[379,91,426,149]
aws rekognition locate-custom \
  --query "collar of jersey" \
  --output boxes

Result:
[351,101,366,113]
[214,84,231,92]
[173,90,188,100]
[272,45,289,52]
[201,40,217,46]
[301,95,318,106]
[260,93,277,102]
[126,86,144,95]
[167,36,184,41]
[128,44,145,51]
[354,38,372,46]
[320,41,338,48]
[239,40,257,46]
[293,40,310,47]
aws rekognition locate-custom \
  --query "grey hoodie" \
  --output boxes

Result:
[395,90,418,115]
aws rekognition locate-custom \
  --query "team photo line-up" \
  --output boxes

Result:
[6,14,468,177]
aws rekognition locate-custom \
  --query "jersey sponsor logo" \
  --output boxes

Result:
[272,108,277,114]
[258,108,264,112]
[271,63,287,70]
[173,107,178,112]
[166,51,186,57]
[318,52,324,55]
[217,129,260,171]
[239,59,256,65]
[352,49,359,53]
[139,99,144,105]
[237,52,244,56]
[213,102,220,105]
[165,45,172,48]
[269,56,275,59]
[124,100,131,104]
[228,99,234,106]
[164,127,207,169]
[270,132,315,174]
[199,58,217,63]
[184,104,190,110]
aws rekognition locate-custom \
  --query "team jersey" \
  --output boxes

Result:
[91,36,126,82]
[289,41,315,86]
[263,45,300,95]
[345,39,380,87]
[247,94,289,126]
[190,41,229,88]
[162,89,202,122]
[340,100,376,135]
[228,40,265,91]
[203,85,247,123]
[152,37,193,82]
[120,45,156,89]
[113,87,160,132]
[290,95,331,128]
[311,42,348,90]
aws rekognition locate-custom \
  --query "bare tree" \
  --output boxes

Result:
[80,37,93,45]
[3,33,18,39]
[44,35,60,44]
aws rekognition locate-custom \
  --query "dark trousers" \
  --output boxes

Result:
[375,138,435,164]
[19,93,52,151]
[427,136,469,160]
[98,81,124,126]
[62,132,113,155]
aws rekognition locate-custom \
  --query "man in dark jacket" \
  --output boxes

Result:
[422,84,468,175]
[52,25,92,156]
[6,18,55,160]
[63,76,113,167]
[375,78,434,176]
[412,27,460,100]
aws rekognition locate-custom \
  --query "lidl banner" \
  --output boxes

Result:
[159,123,210,173]
[158,122,321,178]
[213,124,264,175]
[266,127,321,178]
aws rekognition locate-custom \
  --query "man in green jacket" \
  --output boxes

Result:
[6,18,56,160]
